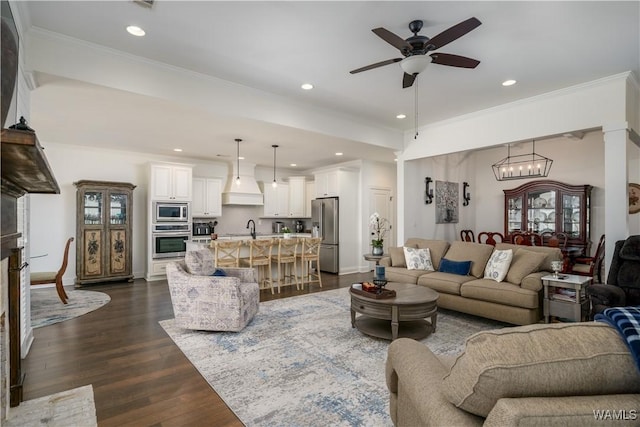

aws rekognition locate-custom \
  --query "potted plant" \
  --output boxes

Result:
[281,226,292,239]
[369,212,389,256]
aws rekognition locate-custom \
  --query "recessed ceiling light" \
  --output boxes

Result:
[239,156,245,160]
[394,158,398,162]
[126,25,146,36]
[290,163,297,167]
[396,114,406,119]
[502,79,517,87]
[301,83,314,90]
[335,152,343,156]
[173,148,182,152]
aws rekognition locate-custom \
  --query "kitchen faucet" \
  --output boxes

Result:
[246,219,256,239]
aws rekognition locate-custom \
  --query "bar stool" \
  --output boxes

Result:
[241,239,275,293]
[212,240,242,268]
[274,238,299,293]
[296,237,322,290]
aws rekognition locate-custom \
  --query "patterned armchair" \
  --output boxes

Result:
[166,253,259,332]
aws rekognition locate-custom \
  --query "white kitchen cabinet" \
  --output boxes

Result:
[262,182,289,217]
[305,180,315,217]
[314,171,339,197]
[150,163,192,201]
[192,177,222,218]
[288,177,306,218]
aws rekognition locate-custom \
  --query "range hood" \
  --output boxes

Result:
[222,162,264,205]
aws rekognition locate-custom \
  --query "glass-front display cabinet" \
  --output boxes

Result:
[504,180,593,255]
[75,180,136,285]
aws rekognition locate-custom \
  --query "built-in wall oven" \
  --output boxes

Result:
[152,223,190,259]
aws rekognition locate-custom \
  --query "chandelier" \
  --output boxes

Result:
[491,140,553,181]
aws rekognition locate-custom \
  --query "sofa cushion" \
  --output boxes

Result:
[385,267,427,284]
[417,271,475,295]
[505,249,547,285]
[438,258,471,276]
[484,249,513,282]
[442,322,640,418]
[184,248,216,276]
[495,243,562,272]
[405,238,450,270]
[389,246,407,267]
[404,247,435,271]
[460,279,539,309]
[442,241,494,278]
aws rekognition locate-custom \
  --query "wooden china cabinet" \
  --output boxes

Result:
[74,180,136,285]
[504,180,593,255]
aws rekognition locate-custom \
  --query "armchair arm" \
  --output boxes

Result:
[484,394,640,427]
[587,283,627,312]
[379,256,392,267]
[386,338,483,426]
[222,267,257,283]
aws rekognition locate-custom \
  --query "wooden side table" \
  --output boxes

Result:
[542,273,592,323]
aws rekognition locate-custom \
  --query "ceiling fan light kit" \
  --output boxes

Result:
[399,55,430,76]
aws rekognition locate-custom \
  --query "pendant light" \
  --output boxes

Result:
[491,140,553,181]
[271,144,279,188]
[235,138,242,186]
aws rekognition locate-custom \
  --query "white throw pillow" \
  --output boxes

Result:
[403,247,435,271]
[484,249,513,282]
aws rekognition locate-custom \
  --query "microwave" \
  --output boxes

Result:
[154,202,189,222]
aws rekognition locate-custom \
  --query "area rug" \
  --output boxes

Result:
[5,385,97,427]
[31,288,111,328]
[160,287,508,426]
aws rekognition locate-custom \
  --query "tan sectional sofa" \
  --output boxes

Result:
[386,322,640,426]
[379,238,564,325]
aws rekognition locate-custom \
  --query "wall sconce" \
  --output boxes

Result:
[463,182,471,206]
[425,177,433,204]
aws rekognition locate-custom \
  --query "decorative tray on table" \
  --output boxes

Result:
[350,282,396,299]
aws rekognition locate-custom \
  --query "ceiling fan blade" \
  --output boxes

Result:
[430,52,480,68]
[372,27,412,51]
[350,57,402,74]
[427,17,481,50]
[402,72,416,88]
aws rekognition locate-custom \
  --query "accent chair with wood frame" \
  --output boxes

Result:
[30,237,74,304]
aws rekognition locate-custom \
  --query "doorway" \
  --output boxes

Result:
[368,187,393,253]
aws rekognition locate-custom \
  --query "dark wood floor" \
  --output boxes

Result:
[22,271,372,426]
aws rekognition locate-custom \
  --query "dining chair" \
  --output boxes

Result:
[570,234,605,283]
[541,231,568,249]
[240,238,275,293]
[274,238,299,293]
[477,231,504,246]
[511,231,542,246]
[296,237,322,290]
[460,230,475,242]
[30,237,74,304]
[213,240,242,268]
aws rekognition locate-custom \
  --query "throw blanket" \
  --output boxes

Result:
[595,306,640,372]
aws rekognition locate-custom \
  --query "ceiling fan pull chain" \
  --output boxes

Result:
[414,76,419,139]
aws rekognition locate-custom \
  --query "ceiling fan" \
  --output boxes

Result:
[350,17,482,88]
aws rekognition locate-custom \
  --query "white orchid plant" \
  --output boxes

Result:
[369,212,389,247]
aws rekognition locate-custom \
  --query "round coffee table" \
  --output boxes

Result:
[350,282,438,341]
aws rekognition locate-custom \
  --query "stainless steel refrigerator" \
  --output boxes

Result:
[312,197,339,273]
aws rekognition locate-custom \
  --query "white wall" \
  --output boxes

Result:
[399,131,640,258]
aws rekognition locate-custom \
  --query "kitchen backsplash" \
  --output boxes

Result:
[193,205,311,235]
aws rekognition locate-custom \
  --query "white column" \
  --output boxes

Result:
[395,152,405,246]
[603,122,630,279]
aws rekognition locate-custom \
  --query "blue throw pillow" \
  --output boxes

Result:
[211,268,227,277]
[439,258,472,276]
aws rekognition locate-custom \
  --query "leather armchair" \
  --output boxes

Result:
[587,235,640,318]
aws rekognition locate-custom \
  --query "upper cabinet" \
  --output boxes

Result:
[149,163,192,201]
[314,171,339,198]
[305,180,315,217]
[262,182,289,217]
[192,177,222,218]
[288,176,306,218]
[504,180,593,253]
